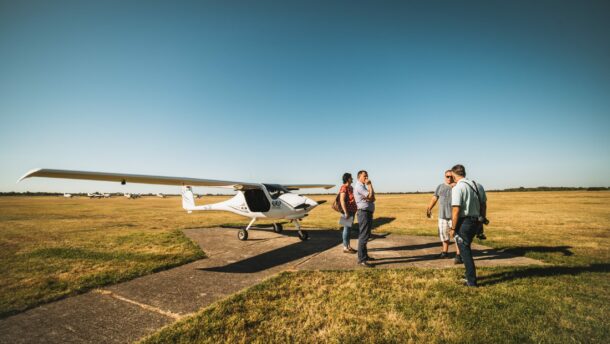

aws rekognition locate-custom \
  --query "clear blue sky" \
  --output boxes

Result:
[1,0,609,194]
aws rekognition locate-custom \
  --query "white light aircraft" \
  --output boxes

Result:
[124,192,141,199]
[19,169,333,241]
[87,192,110,199]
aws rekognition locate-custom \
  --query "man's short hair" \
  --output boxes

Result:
[342,173,352,184]
[357,170,368,178]
[451,164,466,177]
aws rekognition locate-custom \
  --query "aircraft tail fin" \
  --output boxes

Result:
[182,186,196,212]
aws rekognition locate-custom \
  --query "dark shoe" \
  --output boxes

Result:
[359,261,374,268]
[476,233,487,240]
[454,255,463,264]
[439,252,449,259]
[348,247,357,253]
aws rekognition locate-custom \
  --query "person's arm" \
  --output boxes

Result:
[355,183,368,200]
[340,191,348,216]
[450,185,462,235]
[366,181,375,201]
[450,206,459,237]
[426,196,438,218]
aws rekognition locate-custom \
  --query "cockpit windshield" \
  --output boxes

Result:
[263,184,289,199]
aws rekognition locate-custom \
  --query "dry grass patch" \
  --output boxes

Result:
[0,196,212,316]
[140,191,610,343]
[2,190,609,341]
[141,267,609,344]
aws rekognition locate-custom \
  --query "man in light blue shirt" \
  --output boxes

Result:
[353,170,375,267]
[450,164,488,287]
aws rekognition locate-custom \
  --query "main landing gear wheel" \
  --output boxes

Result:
[298,230,309,241]
[273,223,283,233]
[238,228,248,241]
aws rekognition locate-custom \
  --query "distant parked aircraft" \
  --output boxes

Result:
[87,192,110,199]
[63,193,73,198]
[124,193,141,199]
[156,193,165,198]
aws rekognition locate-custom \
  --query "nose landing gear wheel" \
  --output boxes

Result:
[273,223,283,233]
[238,228,248,241]
[298,230,309,241]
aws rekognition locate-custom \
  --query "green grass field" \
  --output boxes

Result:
[1,192,609,343]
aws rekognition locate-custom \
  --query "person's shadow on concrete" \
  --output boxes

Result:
[198,229,341,273]
[368,242,439,252]
[369,248,523,266]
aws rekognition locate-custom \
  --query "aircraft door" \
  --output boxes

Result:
[243,189,271,212]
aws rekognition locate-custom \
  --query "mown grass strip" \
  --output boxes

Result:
[0,197,206,317]
[139,191,610,343]
[2,191,609,343]
[140,266,609,344]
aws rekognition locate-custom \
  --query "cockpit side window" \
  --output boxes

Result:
[263,184,288,200]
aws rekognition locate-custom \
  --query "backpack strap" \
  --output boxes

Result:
[463,180,483,210]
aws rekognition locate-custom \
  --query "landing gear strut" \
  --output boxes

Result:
[238,218,257,241]
[293,219,309,241]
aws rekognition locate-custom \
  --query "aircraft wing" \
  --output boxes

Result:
[282,184,334,190]
[18,168,262,190]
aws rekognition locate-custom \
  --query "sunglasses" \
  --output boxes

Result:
[445,175,452,178]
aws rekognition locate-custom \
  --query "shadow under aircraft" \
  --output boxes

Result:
[199,229,341,273]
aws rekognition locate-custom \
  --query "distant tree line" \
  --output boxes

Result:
[375,186,610,194]
[488,186,610,192]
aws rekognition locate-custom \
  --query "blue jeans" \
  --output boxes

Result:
[456,217,482,286]
[342,226,351,247]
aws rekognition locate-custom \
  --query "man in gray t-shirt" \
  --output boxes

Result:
[427,169,461,261]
